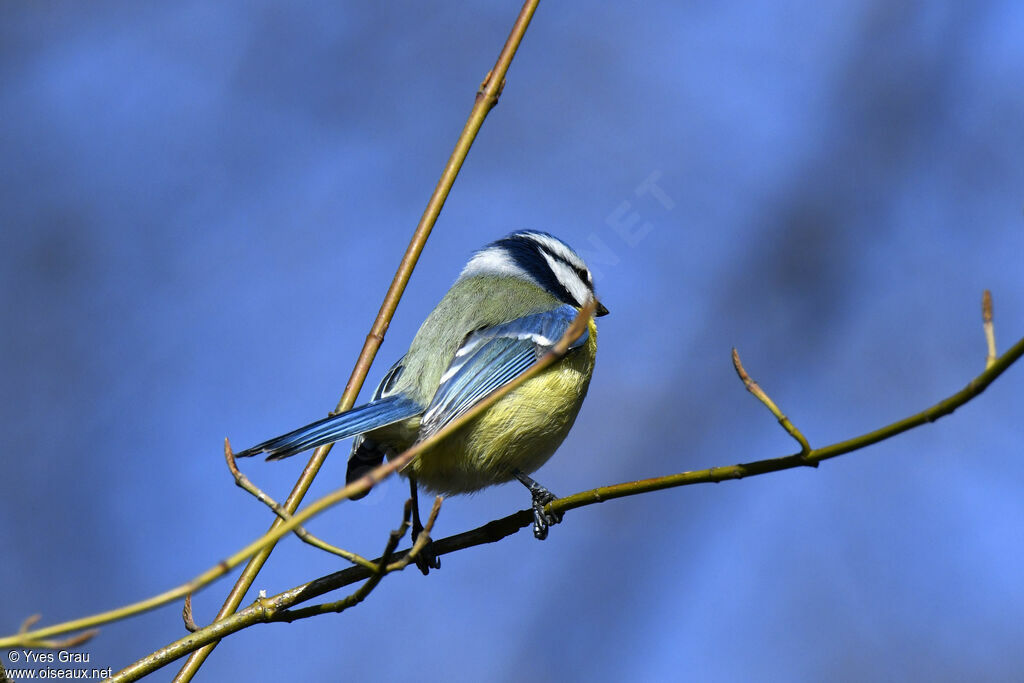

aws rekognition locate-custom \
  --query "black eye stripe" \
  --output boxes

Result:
[490,232,592,307]
[541,248,592,292]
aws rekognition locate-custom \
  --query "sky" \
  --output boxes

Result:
[2,2,1023,681]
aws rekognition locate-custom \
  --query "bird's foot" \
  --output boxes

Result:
[411,514,441,574]
[514,471,563,540]
[408,477,441,574]
[412,535,441,575]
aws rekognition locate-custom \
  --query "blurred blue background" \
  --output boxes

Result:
[2,2,1023,681]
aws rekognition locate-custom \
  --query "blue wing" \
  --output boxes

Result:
[420,305,588,436]
[236,357,422,462]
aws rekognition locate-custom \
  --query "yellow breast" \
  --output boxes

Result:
[410,317,598,495]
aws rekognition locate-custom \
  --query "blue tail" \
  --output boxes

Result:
[235,396,422,461]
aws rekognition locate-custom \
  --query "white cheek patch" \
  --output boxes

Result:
[458,233,596,309]
[540,249,591,308]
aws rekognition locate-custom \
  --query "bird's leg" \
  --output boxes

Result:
[408,475,440,574]
[514,470,563,540]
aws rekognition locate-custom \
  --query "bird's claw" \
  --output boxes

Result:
[413,540,441,575]
[520,476,562,540]
[530,499,563,540]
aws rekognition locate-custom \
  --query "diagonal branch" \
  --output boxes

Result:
[173,1,544,680]
[0,301,594,662]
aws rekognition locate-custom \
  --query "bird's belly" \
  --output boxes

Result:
[409,347,594,496]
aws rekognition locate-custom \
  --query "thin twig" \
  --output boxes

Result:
[175,3,543,679]
[731,348,813,457]
[9,613,99,650]
[224,439,376,571]
[45,629,104,650]
[18,614,40,633]
[983,290,997,369]
[387,496,443,572]
[272,496,442,622]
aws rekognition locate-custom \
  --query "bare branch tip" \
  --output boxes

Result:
[48,629,100,650]
[182,594,199,633]
[731,348,750,382]
[982,290,997,367]
[18,614,41,633]
[224,439,242,478]
[425,496,444,532]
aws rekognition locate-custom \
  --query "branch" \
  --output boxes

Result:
[553,334,1024,515]
[9,295,1008,667]
[174,1,543,679]
[0,301,594,663]
[224,439,376,570]
[76,324,1024,678]
[272,496,443,623]
[108,497,442,682]
[1,615,99,652]
[26,310,1013,680]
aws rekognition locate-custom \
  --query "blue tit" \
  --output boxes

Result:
[236,231,608,545]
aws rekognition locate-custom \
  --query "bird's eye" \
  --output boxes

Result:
[574,266,592,288]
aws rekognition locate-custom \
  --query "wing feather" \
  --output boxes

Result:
[420,305,587,435]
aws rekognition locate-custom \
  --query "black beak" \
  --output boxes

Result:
[595,301,610,317]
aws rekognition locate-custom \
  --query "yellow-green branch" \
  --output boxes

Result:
[11,321,1014,679]
[556,331,1024,511]
[86,327,1024,681]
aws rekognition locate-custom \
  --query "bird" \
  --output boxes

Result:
[236,231,608,558]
